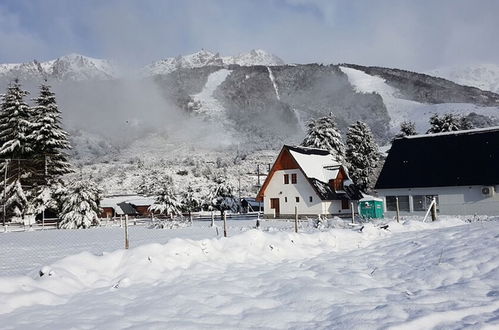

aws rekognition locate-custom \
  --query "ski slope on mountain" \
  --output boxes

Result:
[1,218,498,329]
[191,69,232,120]
[340,66,499,132]
[429,63,499,94]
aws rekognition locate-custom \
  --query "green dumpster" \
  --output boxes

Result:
[359,197,384,219]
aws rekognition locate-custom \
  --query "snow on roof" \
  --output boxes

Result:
[288,147,341,183]
[402,126,499,140]
[359,195,383,202]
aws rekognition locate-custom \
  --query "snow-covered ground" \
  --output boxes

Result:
[340,66,499,133]
[1,217,498,329]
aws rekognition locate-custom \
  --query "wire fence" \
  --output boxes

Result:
[0,212,366,277]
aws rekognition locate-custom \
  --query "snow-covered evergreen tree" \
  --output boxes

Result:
[149,184,182,218]
[4,179,28,219]
[58,179,102,229]
[0,79,35,158]
[345,121,380,192]
[207,178,238,219]
[31,82,72,182]
[301,114,345,162]
[0,80,36,219]
[459,116,474,130]
[137,172,173,196]
[427,114,462,133]
[394,121,417,139]
[31,185,57,220]
[180,185,200,221]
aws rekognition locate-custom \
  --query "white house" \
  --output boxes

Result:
[256,145,362,218]
[375,127,499,216]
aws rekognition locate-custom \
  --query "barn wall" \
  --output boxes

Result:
[377,185,499,216]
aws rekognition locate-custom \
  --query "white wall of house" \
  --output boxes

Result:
[377,185,499,216]
[263,169,322,217]
[262,169,353,218]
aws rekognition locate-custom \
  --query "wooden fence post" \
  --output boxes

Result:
[395,197,400,223]
[351,201,355,224]
[294,206,298,233]
[124,214,129,249]
[223,211,227,237]
[431,197,437,221]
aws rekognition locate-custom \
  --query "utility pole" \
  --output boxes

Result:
[238,169,241,213]
[257,164,260,187]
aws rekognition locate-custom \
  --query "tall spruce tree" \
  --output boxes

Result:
[345,121,380,192]
[0,80,36,220]
[301,114,345,162]
[31,82,72,182]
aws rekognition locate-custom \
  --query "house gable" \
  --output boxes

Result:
[257,145,361,202]
[256,147,300,201]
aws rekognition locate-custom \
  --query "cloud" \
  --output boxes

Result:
[0,0,498,70]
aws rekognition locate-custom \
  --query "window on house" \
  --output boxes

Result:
[295,197,300,203]
[413,195,439,211]
[284,174,289,184]
[285,197,288,203]
[341,199,350,209]
[386,196,410,212]
[291,173,297,184]
[309,196,313,203]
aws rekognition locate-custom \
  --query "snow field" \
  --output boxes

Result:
[1,217,498,329]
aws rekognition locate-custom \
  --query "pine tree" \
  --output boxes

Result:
[149,184,182,218]
[180,185,200,221]
[345,121,380,192]
[4,179,28,219]
[207,178,238,219]
[394,121,417,139]
[58,179,102,229]
[301,114,345,162]
[0,79,35,158]
[0,80,37,220]
[427,114,463,133]
[31,82,72,182]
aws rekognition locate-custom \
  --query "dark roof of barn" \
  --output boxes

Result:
[375,127,499,189]
[117,202,139,215]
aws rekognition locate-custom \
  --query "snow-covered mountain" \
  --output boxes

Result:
[0,54,116,81]
[145,49,284,75]
[428,64,499,94]
[340,65,499,133]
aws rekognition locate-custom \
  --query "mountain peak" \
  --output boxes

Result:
[145,49,285,75]
[0,53,115,81]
